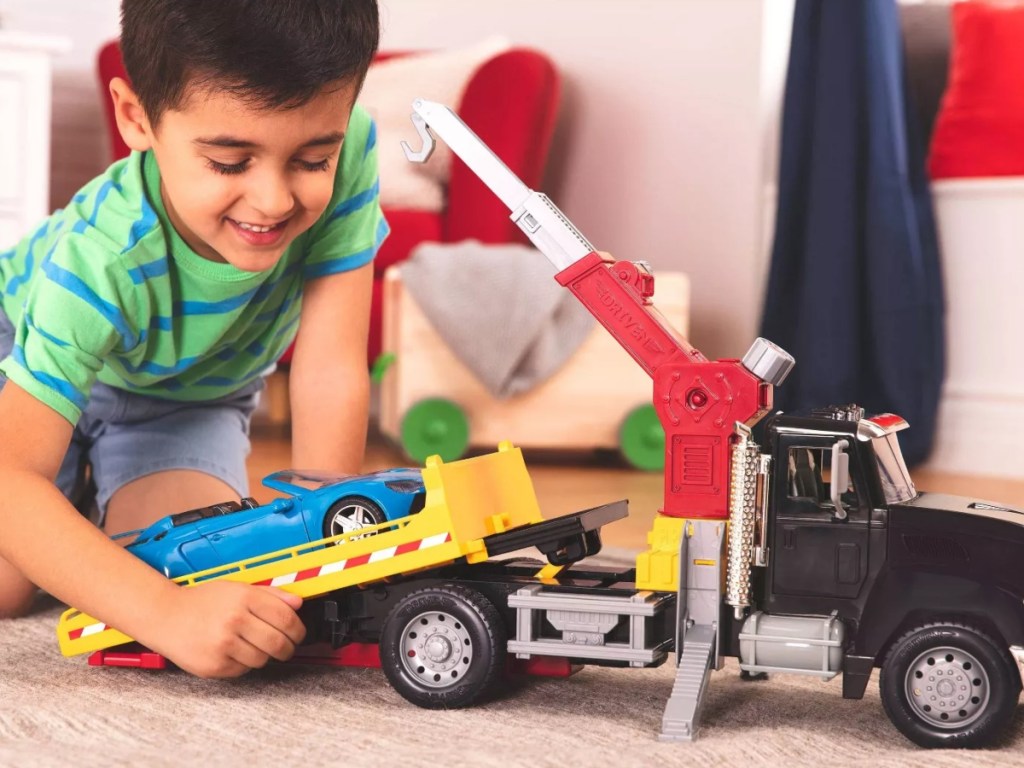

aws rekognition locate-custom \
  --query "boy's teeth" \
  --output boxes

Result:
[236,221,275,233]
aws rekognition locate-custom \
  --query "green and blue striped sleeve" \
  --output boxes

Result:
[0,233,140,423]
[302,106,389,280]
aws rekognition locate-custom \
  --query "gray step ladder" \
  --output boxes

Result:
[659,520,725,742]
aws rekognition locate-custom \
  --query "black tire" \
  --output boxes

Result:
[380,584,506,709]
[322,495,386,540]
[879,622,1021,748]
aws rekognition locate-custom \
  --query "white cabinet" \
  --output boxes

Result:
[923,179,1024,479]
[0,32,69,248]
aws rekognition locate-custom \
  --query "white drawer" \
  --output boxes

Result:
[0,72,27,205]
[0,208,23,250]
[0,39,63,226]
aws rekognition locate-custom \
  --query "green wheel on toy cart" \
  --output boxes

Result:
[619,404,665,471]
[400,398,470,463]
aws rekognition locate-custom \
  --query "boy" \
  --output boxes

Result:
[0,0,386,678]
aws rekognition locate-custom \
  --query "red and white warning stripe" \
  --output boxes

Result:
[68,622,109,641]
[66,531,454,642]
[252,531,452,587]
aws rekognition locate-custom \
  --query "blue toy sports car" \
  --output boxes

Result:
[124,468,426,579]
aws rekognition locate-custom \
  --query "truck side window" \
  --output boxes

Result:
[788,447,823,502]
[787,447,856,507]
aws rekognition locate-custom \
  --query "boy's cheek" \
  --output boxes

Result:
[308,188,337,219]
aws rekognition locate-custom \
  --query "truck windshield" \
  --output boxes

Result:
[872,433,916,503]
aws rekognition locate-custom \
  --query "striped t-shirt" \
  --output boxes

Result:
[0,105,387,425]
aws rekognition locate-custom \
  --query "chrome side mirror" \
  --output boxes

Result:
[830,439,850,521]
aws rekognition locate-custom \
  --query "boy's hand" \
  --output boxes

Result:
[152,581,307,678]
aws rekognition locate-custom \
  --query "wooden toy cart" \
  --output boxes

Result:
[378,266,690,470]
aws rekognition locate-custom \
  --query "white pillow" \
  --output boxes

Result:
[358,36,513,212]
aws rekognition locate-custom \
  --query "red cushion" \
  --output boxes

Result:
[98,40,132,161]
[446,50,559,243]
[375,209,442,276]
[928,2,1024,179]
[366,209,442,365]
[367,275,386,367]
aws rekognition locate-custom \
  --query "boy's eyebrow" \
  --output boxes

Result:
[193,131,346,150]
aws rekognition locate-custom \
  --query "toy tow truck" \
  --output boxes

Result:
[59,101,1024,751]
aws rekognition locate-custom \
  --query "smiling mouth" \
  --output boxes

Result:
[228,218,288,233]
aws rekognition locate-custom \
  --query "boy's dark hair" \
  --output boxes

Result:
[121,0,379,124]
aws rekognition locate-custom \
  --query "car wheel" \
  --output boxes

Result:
[879,622,1021,748]
[380,584,505,709]
[322,495,386,540]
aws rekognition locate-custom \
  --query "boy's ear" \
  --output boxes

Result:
[109,77,154,152]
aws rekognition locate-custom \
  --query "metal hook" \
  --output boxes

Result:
[401,113,436,163]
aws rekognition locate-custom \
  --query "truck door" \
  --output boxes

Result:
[770,435,871,600]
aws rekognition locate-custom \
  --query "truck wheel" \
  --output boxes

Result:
[380,584,506,709]
[400,398,470,464]
[322,496,385,540]
[879,622,1021,748]
[619,404,664,471]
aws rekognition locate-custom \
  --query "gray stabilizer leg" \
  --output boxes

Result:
[659,520,725,742]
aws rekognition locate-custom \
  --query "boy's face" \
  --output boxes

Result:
[146,81,358,271]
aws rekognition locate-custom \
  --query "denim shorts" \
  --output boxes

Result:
[0,309,262,523]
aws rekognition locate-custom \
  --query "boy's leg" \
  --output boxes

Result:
[88,380,263,537]
[105,469,238,537]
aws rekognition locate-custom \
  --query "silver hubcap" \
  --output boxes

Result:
[330,502,377,537]
[905,645,991,728]
[399,610,473,688]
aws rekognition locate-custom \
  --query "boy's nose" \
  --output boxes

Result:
[248,180,296,221]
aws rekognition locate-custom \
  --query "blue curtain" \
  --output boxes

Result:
[760,0,945,465]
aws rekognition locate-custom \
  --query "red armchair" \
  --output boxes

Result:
[97,42,561,366]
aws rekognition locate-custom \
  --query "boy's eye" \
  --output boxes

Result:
[295,158,332,173]
[206,158,249,175]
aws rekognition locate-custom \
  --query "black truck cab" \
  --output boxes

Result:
[762,407,894,630]
[747,405,1024,747]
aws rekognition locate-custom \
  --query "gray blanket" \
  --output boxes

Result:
[400,241,594,398]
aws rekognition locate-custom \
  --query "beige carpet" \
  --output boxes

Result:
[3,553,1023,768]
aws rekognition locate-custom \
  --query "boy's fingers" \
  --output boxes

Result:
[228,634,273,670]
[240,619,297,663]
[177,656,248,679]
[265,586,303,611]
[251,591,307,646]
[221,660,250,678]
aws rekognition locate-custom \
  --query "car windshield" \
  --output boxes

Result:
[872,433,916,504]
[269,470,352,491]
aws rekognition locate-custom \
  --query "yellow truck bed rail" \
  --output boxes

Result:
[58,441,544,657]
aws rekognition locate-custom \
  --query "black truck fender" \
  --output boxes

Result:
[843,568,1024,700]
[839,573,1024,704]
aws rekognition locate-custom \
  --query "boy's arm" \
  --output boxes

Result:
[288,262,374,474]
[0,382,306,675]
